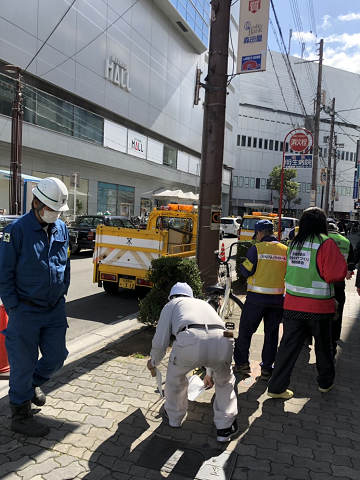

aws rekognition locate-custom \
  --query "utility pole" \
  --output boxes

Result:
[4,65,23,215]
[324,97,335,215]
[331,135,338,215]
[197,0,231,286]
[310,38,323,207]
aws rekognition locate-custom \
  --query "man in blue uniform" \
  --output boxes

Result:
[0,177,70,436]
[234,219,287,379]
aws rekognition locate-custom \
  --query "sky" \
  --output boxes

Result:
[268,0,360,74]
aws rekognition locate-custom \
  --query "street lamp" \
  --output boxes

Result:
[1,65,23,215]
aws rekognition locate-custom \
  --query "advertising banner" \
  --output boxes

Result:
[237,0,270,74]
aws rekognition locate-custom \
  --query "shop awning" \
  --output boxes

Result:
[0,170,41,183]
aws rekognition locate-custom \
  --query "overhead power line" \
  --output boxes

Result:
[270,0,308,117]
[25,0,77,71]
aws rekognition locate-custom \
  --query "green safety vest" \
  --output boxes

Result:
[285,234,334,299]
[328,232,350,261]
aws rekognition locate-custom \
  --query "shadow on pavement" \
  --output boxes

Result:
[82,408,236,479]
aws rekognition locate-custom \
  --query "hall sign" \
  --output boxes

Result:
[128,130,147,159]
[105,56,131,92]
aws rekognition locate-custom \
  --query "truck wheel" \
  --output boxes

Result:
[103,281,119,295]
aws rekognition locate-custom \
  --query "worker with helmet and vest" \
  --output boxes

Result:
[147,282,238,443]
[327,222,355,357]
[267,208,347,400]
[0,177,70,437]
[233,219,288,380]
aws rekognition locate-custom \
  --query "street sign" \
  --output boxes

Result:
[320,168,327,186]
[284,154,313,168]
[210,205,221,230]
[289,132,311,152]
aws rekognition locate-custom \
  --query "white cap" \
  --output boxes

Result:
[168,282,193,300]
[33,177,69,212]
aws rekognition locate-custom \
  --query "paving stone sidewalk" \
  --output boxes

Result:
[0,280,359,479]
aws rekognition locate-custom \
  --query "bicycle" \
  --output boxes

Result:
[205,241,244,320]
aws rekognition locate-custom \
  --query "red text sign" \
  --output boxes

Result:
[289,132,310,152]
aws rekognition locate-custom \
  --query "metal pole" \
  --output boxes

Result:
[73,173,77,220]
[278,143,286,241]
[8,67,23,215]
[324,97,335,215]
[310,38,323,207]
[197,0,231,286]
[331,136,337,215]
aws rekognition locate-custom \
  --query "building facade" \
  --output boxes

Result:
[232,50,359,217]
[0,0,239,217]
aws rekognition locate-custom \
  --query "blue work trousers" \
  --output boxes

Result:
[3,299,68,405]
[234,300,282,371]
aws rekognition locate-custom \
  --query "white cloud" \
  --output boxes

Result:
[323,50,360,74]
[338,12,360,21]
[321,14,331,29]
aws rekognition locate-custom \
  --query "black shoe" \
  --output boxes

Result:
[216,419,238,442]
[160,406,182,428]
[32,386,46,407]
[260,368,272,380]
[10,401,50,437]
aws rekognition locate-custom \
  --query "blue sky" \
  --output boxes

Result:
[268,0,360,73]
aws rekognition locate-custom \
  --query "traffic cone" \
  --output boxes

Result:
[0,305,10,373]
[220,242,226,262]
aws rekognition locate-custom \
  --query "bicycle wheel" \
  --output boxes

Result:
[206,292,243,320]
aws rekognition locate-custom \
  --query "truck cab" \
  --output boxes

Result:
[238,212,278,242]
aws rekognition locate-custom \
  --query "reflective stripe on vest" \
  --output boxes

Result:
[285,234,334,300]
[248,285,285,294]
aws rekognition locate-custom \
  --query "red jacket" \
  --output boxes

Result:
[284,238,348,314]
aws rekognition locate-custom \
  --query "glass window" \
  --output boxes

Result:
[255,178,260,189]
[280,141,284,151]
[275,140,279,151]
[253,137,257,148]
[37,90,74,136]
[286,142,289,152]
[350,152,354,161]
[247,136,252,147]
[237,135,240,146]
[260,178,266,189]
[250,177,255,188]
[241,135,246,147]
[324,148,327,158]
[163,145,177,168]
[0,74,15,117]
[302,182,306,192]
[241,217,260,229]
[97,182,135,216]
[73,106,103,144]
[238,176,244,187]
[264,139,268,149]
[269,140,274,150]
[345,151,349,161]
[244,177,249,188]
[232,176,238,186]
[259,138,263,149]
[306,183,311,193]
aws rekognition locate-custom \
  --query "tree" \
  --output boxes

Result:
[268,165,300,209]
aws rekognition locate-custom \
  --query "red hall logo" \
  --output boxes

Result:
[249,0,261,14]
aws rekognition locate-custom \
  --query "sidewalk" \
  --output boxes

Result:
[0,280,359,479]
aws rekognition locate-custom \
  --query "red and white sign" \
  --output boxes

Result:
[289,132,311,153]
[249,0,261,14]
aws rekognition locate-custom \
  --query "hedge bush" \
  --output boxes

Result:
[138,256,203,327]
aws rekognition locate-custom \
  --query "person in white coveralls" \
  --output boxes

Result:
[147,282,238,442]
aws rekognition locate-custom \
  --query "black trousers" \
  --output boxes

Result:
[268,310,335,393]
[332,283,345,354]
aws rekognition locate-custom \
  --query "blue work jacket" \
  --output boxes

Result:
[0,210,70,311]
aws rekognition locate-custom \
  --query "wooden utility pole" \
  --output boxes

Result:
[4,65,23,215]
[331,134,338,215]
[310,39,323,207]
[197,0,231,286]
[324,97,335,215]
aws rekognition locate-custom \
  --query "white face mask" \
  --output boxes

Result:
[40,209,60,224]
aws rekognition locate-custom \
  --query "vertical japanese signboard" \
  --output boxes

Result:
[237,0,270,73]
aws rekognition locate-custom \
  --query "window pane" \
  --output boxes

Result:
[247,136,252,147]
[238,176,244,187]
[253,137,257,148]
[237,134,240,146]
[258,138,263,149]
[74,106,103,144]
[250,177,255,188]
[275,140,279,151]
[0,74,15,116]
[37,90,74,136]
[269,140,274,150]
[163,145,177,168]
[244,177,249,187]
[241,135,246,146]
[264,139,268,149]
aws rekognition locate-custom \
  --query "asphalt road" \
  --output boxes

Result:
[65,236,238,342]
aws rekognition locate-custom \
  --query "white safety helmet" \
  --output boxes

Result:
[32,177,69,212]
[168,282,194,300]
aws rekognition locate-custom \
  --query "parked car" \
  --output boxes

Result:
[275,217,299,240]
[220,216,242,239]
[0,215,21,239]
[68,215,136,254]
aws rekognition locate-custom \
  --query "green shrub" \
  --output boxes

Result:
[138,257,203,327]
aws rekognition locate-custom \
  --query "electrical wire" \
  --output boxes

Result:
[24,0,77,71]
[39,0,140,77]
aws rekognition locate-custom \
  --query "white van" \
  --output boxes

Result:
[277,217,299,239]
[220,217,242,238]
